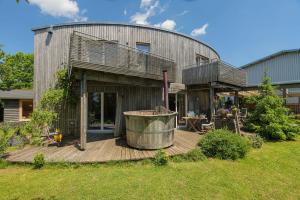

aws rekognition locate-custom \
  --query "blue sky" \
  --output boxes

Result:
[0,0,300,66]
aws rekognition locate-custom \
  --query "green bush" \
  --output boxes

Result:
[33,153,45,169]
[0,124,16,156]
[248,135,263,148]
[152,150,168,166]
[244,72,300,141]
[183,148,207,161]
[199,129,250,160]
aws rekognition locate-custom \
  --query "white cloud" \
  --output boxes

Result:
[28,0,87,21]
[154,19,176,30]
[140,0,155,8]
[130,0,159,25]
[124,8,127,16]
[191,23,209,37]
[177,10,189,16]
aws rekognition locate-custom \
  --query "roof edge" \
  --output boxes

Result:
[31,21,220,59]
[240,49,300,69]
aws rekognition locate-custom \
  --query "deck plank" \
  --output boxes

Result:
[6,130,201,163]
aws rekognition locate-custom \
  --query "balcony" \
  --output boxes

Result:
[69,31,176,82]
[182,60,247,87]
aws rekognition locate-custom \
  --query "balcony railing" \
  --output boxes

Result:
[69,31,176,82]
[182,60,247,87]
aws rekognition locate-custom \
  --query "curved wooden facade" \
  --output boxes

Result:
[33,22,219,102]
[32,22,220,139]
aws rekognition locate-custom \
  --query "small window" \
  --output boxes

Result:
[136,43,150,53]
[20,100,33,121]
[196,54,209,66]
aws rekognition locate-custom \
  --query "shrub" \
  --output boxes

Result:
[244,72,300,141]
[199,129,250,160]
[0,124,16,156]
[248,135,263,148]
[183,148,207,161]
[152,150,168,166]
[33,153,45,169]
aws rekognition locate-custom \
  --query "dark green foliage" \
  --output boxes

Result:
[244,71,299,141]
[0,52,33,90]
[247,135,263,148]
[0,123,17,156]
[199,129,250,160]
[152,150,168,166]
[182,148,207,161]
[33,153,45,169]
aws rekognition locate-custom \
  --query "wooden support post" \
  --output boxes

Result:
[209,86,215,121]
[163,70,169,110]
[114,93,123,137]
[234,90,239,107]
[80,71,87,150]
[283,88,287,106]
[175,93,178,128]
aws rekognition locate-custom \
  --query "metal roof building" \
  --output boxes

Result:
[241,49,300,87]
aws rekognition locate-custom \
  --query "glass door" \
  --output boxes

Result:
[88,92,116,132]
[168,92,187,127]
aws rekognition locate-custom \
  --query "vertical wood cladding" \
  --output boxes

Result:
[33,23,219,135]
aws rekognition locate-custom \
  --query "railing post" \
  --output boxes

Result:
[163,70,169,110]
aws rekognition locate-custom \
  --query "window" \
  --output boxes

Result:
[136,43,150,53]
[20,100,33,121]
[196,54,209,66]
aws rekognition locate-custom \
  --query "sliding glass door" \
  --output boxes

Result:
[88,92,116,132]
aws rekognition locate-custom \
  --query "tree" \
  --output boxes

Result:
[0,52,33,90]
[244,71,299,140]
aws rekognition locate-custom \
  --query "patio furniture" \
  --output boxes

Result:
[201,122,215,132]
[183,116,207,132]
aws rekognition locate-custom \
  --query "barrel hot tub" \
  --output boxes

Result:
[124,110,177,150]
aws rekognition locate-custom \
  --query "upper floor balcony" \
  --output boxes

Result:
[182,60,247,87]
[69,31,176,82]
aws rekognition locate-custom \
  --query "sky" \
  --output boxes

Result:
[0,0,300,67]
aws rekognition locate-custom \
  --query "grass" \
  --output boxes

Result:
[0,139,299,200]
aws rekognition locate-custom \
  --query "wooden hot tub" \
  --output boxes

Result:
[124,110,177,149]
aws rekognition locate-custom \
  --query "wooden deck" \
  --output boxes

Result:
[6,130,201,163]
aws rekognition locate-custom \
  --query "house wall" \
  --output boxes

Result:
[33,23,220,104]
[33,23,220,135]
[3,100,19,122]
[243,51,300,87]
[58,81,163,136]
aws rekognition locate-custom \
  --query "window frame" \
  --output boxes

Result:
[19,99,33,121]
[136,42,151,54]
[196,54,210,66]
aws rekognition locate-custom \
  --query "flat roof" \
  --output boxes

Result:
[0,89,33,100]
[241,49,300,69]
[31,21,220,59]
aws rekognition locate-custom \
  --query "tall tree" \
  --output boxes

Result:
[0,52,33,90]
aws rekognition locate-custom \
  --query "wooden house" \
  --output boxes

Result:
[0,89,33,122]
[32,22,246,149]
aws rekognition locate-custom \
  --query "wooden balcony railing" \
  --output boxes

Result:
[69,31,176,82]
[182,60,247,87]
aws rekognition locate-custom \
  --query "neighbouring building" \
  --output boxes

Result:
[241,49,300,114]
[32,22,246,149]
[0,90,33,122]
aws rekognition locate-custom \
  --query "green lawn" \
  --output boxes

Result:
[0,139,300,200]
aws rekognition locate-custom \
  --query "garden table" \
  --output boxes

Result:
[183,116,207,132]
